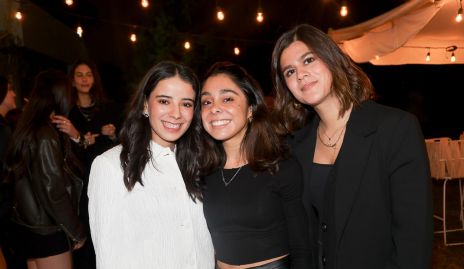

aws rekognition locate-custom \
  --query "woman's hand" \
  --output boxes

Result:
[51,115,80,140]
[101,123,117,140]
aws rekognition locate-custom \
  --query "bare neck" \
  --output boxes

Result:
[77,93,93,107]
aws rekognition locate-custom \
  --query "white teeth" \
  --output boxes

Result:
[211,120,231,126]
[163,121,181,129]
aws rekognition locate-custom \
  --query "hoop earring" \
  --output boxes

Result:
[142,111,149,117]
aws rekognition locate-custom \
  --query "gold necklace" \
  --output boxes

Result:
[317,124,346,148]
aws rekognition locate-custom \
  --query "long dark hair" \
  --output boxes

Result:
[8,70,79,179]
[119,61,202,200]
[198,61,288,176]
[271,24,374,134]
[69,59,105,106]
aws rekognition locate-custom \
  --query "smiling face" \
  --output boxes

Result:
[200,74,252,147]
[144,75,196,148]
[280,40,335,108]
[73,64,94,95]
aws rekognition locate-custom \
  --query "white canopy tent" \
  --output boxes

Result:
[328,0,464,65]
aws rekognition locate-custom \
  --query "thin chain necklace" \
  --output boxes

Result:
[221,166,243,187]
[317,124,347,148]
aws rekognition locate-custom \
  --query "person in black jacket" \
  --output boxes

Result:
[7,70,86,269]
[271,24,432,269]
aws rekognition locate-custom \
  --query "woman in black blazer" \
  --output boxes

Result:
[270,24,433,269]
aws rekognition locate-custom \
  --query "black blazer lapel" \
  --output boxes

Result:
[290,118,318,182]
[333,102,377,245]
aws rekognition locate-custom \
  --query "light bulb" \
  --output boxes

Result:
[76,26,83,37]
[130,34,137,42]
[256,12,264,23]
[456,8,463,22]
[217,10,224,21]
[426,52,431,62]
[184,41,191,50]
[340,6,348,17]
[234,47,240,55]
[65,0,73,6]
[15,11,22,20]
[451,52,456,62]
[141,0,149,8]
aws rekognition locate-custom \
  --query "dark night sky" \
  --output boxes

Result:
[28,0,464,139]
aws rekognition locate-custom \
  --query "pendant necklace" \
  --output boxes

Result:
[221,166,243,187]
[317,124,347,148]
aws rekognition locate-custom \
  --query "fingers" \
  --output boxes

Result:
[51,116,74,135]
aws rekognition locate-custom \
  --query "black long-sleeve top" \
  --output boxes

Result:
[202,157,311,268]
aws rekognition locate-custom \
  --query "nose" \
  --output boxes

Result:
[297,69,309,81]
[169,105,181,119]
[211,102,222,114]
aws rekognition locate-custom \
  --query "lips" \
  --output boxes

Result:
[211,119,231,127]
[301,81,316,92]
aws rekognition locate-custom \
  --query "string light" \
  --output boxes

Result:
[256,11,264,23]
[130,33,137,43]
[65,0,73,6]
[234,47,240,55]
[451,52,456,62]
[76,25,83,37]
[456,0,463,22]
[141,0,149,8]
[217,8,225,21]
[340,5,348,17]
[425,49,431,62]
[184,41,191,50]
[15,11,23,20]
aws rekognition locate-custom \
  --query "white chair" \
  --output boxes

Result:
[425,138,464,246]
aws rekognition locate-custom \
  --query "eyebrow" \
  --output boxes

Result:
[280,51,314,73]
[201,88,239,97]
[155,94,194,102]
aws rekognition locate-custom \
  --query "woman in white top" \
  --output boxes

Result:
[88,61,214,269]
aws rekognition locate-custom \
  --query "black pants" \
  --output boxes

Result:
[249,256,290,269]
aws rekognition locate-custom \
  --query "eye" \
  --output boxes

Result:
[223,97,234,103]
[284,69,295,78]
[303,56,315,65]
[201,99,212,106]
[158,99,169,105]
[183,102,193,108]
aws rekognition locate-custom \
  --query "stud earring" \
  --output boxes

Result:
[142,111,149,117]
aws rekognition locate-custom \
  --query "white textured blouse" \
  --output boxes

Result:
[88,141,214,269]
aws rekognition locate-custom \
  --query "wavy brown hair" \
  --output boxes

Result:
[198,62,288,176]
[271,24,375,134]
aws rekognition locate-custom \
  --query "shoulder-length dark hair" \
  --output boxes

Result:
[198,61,288,176]
[8,70,77,179]
[271,24,375,134]
[119,61,202,200]
[69,59,105,106]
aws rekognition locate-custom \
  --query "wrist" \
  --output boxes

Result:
[70,133,81,143]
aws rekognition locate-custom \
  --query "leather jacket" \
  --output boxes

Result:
[12,123,86,243]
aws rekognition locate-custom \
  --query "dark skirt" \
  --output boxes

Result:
[12,223,71,259]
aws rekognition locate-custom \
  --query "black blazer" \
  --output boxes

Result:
[289,100,433,269]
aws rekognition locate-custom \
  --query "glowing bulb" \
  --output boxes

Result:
[217,10,225,21]
[15,11,22,20]
[141,0,149,8]
[76,26,83,37]
[456,8,463,22]
[340,5,348,17]
[184,41,191,50]
[234,47,240,55]
[426,52,431,62]
[375,55,380,60]
[65,0,73,6]
[130,33,137,42]
[451,52,456,62]
[256,12,264,23]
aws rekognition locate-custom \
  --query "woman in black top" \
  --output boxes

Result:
[199,62,311,269]
[271,24,432,269]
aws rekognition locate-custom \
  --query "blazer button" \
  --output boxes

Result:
[322,255,327,265]
[321,223,328,232]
